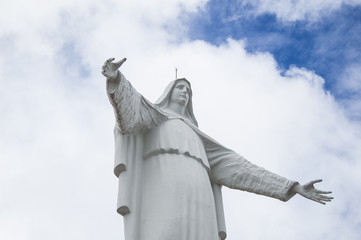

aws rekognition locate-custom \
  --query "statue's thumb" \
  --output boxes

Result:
[116,58,127,68]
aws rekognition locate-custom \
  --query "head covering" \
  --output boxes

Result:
[155,78,198,127]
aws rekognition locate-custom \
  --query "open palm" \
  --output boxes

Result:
[294,179,333,205]
[101,57,127,79]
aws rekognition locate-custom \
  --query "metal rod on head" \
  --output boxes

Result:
[175,67,178,80]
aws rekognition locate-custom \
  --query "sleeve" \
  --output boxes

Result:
[106,71,168,134]
[203,138,298,202]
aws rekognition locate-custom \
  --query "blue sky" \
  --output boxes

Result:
[184,1,361,105]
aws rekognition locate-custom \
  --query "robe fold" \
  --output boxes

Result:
[107,72,298,240]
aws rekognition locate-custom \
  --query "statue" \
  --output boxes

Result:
[102,58,333,240]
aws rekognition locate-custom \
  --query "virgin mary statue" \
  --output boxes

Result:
[102,58,332,240]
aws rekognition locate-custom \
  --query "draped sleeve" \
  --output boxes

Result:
[106,71,168,218]
[106,71,168,134]
[202,136,298,202]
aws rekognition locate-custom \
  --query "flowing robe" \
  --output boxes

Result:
[106,72,298,240]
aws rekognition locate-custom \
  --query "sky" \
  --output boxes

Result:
[1,0,361,239]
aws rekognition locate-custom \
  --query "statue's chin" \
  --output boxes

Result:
[179,99,188,106]
[179,97,188,105]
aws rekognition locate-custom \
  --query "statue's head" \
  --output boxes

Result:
[155,78,198,127]
[169,79,191,107]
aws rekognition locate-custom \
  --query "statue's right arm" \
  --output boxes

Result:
[103,58,167,134]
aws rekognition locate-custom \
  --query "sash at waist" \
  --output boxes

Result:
[143,119,210,169]
[143,148,211,174]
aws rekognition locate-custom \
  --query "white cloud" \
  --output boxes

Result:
[1,0,361,240]
[334,62,361,119]
[337,62,361,93]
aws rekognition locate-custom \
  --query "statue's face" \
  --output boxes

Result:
[169,80,190,106]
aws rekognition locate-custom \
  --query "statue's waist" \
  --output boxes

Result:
[143,148,210,171]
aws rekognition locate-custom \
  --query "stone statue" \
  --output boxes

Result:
[102,58,332,240]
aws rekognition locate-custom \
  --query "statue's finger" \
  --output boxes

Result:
[316,194,333,203]
[116,58,127,65]
[114,58,127,69]
[306,193,330,205]
[317,194,332,200]
[320,195,333,200]
[321,198,332,202]
[106,58,115,63]
[316,190,332,194]
[315,198,327,205]
[309,179,323,185]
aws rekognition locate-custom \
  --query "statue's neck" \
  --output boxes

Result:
[167,102,187,118]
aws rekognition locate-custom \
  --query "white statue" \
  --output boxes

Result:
[102,58,332,240]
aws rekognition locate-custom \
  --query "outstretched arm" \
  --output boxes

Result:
[203,135,333,204]
[102,57,167,134]
[291,179,333,205]
[204,138,298,202]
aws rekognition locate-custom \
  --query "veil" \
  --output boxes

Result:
[155,78,198,127]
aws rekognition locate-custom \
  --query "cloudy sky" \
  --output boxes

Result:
[1,0,361,239]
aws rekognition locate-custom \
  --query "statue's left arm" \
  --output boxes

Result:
[204,138,332,204]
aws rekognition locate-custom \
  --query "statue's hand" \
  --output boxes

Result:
[293,179,333,205]
[101,58,127,80]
